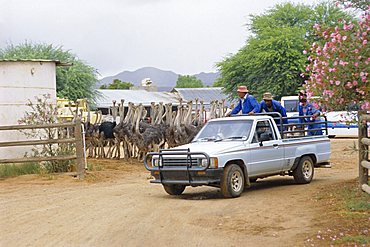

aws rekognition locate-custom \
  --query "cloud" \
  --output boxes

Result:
[1,0,318,77]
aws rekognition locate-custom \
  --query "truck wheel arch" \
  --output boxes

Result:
[224,159,250,188]
[291,154,317,171]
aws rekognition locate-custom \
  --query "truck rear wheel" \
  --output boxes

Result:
[221,164,244,198]
[163,184,186,195]
[293,156,314,184]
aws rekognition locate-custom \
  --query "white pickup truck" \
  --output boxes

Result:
[144,114,331,198]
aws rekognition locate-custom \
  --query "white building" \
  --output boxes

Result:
[0,59,62,159]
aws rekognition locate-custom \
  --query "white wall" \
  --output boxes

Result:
[0,61,57,159]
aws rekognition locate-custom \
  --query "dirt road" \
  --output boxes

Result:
[0,139,359,246]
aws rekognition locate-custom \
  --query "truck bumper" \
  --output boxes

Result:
[150,168,223,186]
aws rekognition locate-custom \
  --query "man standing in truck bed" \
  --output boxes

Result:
[229,85,260,116]
[298,90,323,136]
[259,92,288,128]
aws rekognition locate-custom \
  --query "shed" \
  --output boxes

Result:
[0,59,63,159]
[95,89,182,115]
[171,87,232,107]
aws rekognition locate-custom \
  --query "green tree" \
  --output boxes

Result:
[214,2,353,100]
[336,0,369,11]
[176,75,204,88]
[0,42,98,102]
[100,79,133,89]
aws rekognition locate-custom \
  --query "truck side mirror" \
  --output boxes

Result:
[259,133,271,146]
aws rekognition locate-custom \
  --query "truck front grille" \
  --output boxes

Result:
[162,158,199,167]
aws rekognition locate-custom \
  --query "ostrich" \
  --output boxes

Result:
[131,103,166,160]
[113,101,136,159]
[98,100,117,158]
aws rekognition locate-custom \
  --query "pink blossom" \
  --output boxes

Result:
[353,80,358,86]
[303,50,307,54]
[361,102,370,110]
[363,40,368,45]
[342,36,347,41]
[339,60,348,66]
[335,80,341,85]
[354,62,359,67]
[313,23,320,30]
[343,23,354,30]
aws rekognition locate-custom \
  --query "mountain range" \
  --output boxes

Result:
[98,67,220,89]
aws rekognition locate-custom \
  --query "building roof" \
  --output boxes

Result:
[96,89,182,108]
[172,87,231,105]
[0,59,71,66]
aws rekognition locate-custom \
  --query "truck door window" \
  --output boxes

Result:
[252,120,275,143]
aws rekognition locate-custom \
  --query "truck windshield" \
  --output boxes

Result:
[284,100,299,113]
[193,120,253,142]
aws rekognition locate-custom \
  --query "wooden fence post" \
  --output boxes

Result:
[74,118,85,179]
[359,111,368,187]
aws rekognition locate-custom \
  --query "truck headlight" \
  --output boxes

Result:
[200,157,218,169]
[152,158,162,167]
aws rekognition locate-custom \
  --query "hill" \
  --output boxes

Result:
[98,67,219,89]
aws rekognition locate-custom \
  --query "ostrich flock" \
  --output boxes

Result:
[82,99,228,160]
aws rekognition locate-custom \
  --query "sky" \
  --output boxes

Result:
[1,0,320,78]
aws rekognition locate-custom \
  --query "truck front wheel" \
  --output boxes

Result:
[221,164,245,198]
[293,156,314,184]
[163,184,186,195]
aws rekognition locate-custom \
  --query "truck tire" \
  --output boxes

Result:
[293,156,314,184]
[163,184,186,195]
[221,164,244,198]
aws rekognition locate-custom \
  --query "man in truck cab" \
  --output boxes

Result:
[259,92,288,128]
[298,90,323,136]
[228,85,260,116]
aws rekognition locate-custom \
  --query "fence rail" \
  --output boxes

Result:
[359,111,370,194]
[0,119,85,179]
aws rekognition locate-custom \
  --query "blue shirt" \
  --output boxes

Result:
[231,94,260,115]
[298,103,320,123]
[259,100,288,124]
[298,102,323,136]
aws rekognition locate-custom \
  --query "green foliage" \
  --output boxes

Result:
[215,2,353,100]
[100,79,134,89]
[0,42,98,102]
[0,163,40,178]
[176,75,204,88]
[336,0,369,11]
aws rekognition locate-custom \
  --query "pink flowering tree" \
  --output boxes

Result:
[304,6,369,112]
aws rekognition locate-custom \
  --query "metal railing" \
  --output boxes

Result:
[231,112,329,138]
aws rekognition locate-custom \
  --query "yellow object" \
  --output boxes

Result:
[57,98,100,123]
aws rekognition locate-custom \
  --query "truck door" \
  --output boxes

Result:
[248,120,284,175]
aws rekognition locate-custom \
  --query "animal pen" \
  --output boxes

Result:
[0,119,86,179]
[359,111,370,194]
